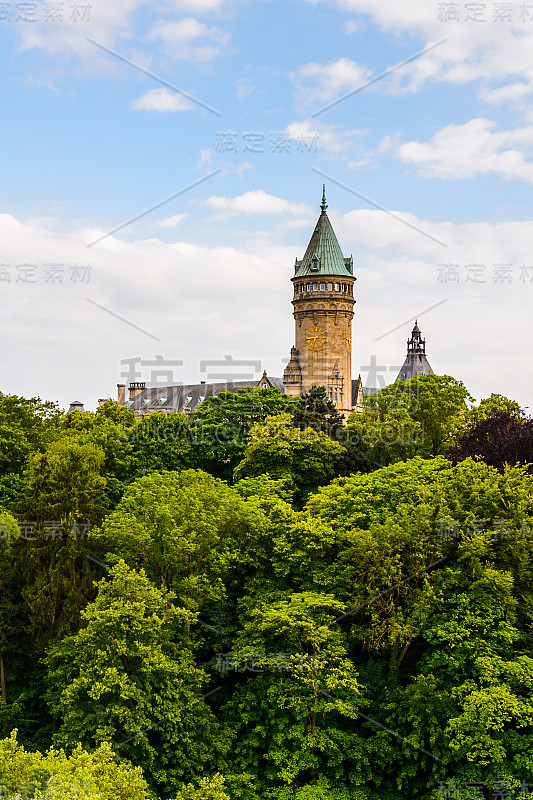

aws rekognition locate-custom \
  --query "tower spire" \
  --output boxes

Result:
[321,184,328,214]
[395,322,434,381]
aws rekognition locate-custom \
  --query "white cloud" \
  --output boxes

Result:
[480,81,533,105]
[2,208,533,412]
[131,88,194,111]
[383,118,533,183]
[286,119,366,154]
[198,149,215,168]
[147,17,230,61]
[306,0,533,97]
[12,1,230,68]
[164,0,228,11]
[291,57,371,109]
[235,78,256,100]
[15,0,146,61]
[157,214,188,228]
[204,191,311,216]
[344,19,359,33]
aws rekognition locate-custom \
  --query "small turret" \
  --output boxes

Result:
[395,322,434,381]
[283,346,303,389]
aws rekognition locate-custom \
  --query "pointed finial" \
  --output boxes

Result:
[321,184,328,213]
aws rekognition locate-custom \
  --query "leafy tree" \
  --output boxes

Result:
[342,405,423,471]
[465,393,522,426]
[359,374,473,457]
[14,440,107,649]
[0,512,19,705]
[291,386,344,438]
[449,411,533,472]
[45,562,230,797]
[95,469,266,612]
[172,774,230,800]
[0,394,63,479]
[81,421,133,485]
[0,730,151,800]
[0,474,25,513]
[58,410,98,433]
[233,415,345,506]
[128,413,196,476]
[225,592,363,797]
[18,439,106,525]
[95,399,136,426]
[192,388,296,481]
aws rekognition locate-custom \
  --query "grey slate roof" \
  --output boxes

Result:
[294,187,353,279]
[396,354,434,382]
[129,378,284,416]
[351,377,378,407]
[395,321,434,382]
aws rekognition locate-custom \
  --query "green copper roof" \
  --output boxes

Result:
[294,186,353,278]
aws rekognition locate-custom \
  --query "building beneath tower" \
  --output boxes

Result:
[283,186,355,416]
[108,189,438,420]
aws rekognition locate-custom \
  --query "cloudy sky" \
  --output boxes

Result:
[2,0,533,410]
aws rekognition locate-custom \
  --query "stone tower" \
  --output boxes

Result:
[395,321,434,381]
[283,186,355,415]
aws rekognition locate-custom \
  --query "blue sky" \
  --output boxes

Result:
[1,0,533,409]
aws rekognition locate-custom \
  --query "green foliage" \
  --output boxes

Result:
[344,404,423,469]
[0,393,62,475]
[128,413,196,475]
[95,399,136,426]
[45,561,229,797]
[171,774,230,800]
[465,393,522,426]
[192,388,295,480]
[95,470,266,610]
[4,384,533,800]
[18,438,106,524]
[357,374,473,458]
[292,386,345,437]
[233,414,345,505]
[9,438,107,651]
[0,730,152,800]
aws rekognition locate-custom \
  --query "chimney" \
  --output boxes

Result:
[68,401,84,413]
[117,384,125,405]
[200,381,206,385]
[128,382,146,401]
[98,398,108,407]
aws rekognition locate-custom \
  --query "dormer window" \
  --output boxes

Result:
[310,254,319,272]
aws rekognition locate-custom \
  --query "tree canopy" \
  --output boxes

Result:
[1,380,533,800]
